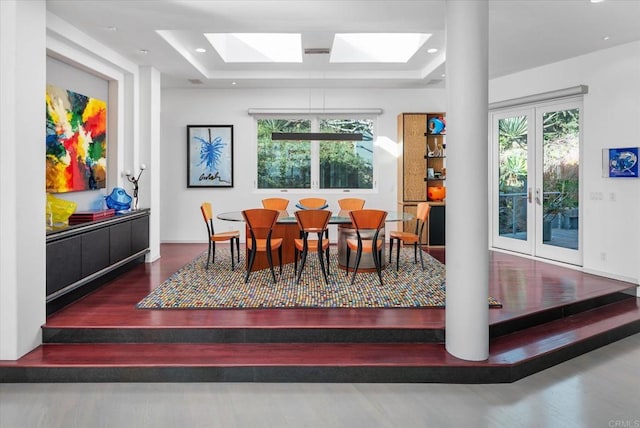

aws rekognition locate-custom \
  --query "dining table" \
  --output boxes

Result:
[217,209,414,272]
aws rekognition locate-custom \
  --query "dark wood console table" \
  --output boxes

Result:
[46,209,150,314]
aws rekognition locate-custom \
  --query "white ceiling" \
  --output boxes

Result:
[46,0,640,89]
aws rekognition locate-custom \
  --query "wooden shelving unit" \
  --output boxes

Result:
[397,113,446,246]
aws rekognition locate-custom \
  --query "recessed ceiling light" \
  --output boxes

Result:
[195,48,207,53]
[330,33,431,63]
[205,33,302,63]
[590,0,605,3]
[139,49,149,55]
[602,36,610,41]
[441,74,446,78]
[107,26,117,32]
[231,81,237,85]
[427,48,438,54]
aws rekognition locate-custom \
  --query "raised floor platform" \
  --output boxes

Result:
[1,244,639,383]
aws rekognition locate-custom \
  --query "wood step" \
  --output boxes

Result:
[4,299,639,383]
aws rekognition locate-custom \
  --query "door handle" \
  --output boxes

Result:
[528,188,532,203]
[535,188,542,205]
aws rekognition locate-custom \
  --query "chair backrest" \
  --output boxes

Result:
[200,202,214,235]
[349,209,387,231]
[298,197,328,209]
[338,198,365,211]
[242,208,279,240]
[294,209,332,235]
[415,202,431,235]
[262,197,289,210]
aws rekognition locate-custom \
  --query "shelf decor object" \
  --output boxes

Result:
[605,147,638,178]
[187,125,234,188]
[125,164,146,210]
[428,116,446,135]
[427,186,446,201]
[105,187,132,212]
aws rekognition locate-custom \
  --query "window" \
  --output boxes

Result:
[257,117,374,190]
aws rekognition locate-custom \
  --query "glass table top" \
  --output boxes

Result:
[217,210,413,223]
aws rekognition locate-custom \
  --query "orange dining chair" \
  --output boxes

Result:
[296,197,328,210]
[338,198,365,211]
[337,198,366,230]
[242,208,283,284]
[262,197,290,211]
[200,202,240,270]
[345,209,388,286]
[389,202,430,271]
[293,209,332,284]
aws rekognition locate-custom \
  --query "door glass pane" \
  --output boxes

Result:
[498,115,528,240]
[319,119,374,189]
[257,119,311,189]
[542,109,579,249]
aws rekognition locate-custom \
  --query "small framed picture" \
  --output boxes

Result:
[607,147,638,178]
[187,125,234,187]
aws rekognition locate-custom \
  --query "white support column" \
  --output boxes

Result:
[139,67,161,262]
[0,0,46,360]
[445,0,489,361]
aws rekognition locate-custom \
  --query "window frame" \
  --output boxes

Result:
[253,114,378,194]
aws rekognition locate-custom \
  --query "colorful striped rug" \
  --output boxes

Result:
[136,248,502,309]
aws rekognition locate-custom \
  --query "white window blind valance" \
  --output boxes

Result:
[489,85,588,111]
[248,108,383,116]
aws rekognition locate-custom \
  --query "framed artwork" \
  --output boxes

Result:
[606,147,638,178]
[187,125,234,188]
[45,84,107,193]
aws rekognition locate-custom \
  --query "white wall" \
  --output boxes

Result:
[0,0,46,360]
[160,87,447,243]
[490,41,640,285]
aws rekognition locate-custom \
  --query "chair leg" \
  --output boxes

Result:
[296,248,308,284]
[206,240,212,269]
[236,237,240,264]
[266,247,277,284]
[374,247,384,286]
[418,241,425,270]
[350,249,362,285]
[230,239,236,271]
[396,239,401,272]
[294,247,299,277]
[413,241,418,263]
[345,247,351,277]
[325,246,330,276]
[389,238,393,264]
[317,246,328,284]
[211,242,216,266]
[245,247,256,283]
[278,246,282,275]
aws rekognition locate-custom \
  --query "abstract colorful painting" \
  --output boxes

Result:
[187,125,234,187]
[46,84,107,193]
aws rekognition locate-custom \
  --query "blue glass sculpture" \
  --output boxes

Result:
[428,117,446,135]
[105,187,132,212]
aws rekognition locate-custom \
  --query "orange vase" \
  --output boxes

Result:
[427,186,446,201]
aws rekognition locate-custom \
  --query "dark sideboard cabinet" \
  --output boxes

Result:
[46,209,150,314]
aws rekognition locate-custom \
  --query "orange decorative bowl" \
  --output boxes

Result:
[427,186,446,201]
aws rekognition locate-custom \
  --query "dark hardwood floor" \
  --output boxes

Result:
[44,243,634,330]
[2,243,639,383]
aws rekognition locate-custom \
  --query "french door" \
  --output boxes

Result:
[491,99,582,266]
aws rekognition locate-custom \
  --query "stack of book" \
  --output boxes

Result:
[68,209,116,225]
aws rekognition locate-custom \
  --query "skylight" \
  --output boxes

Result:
[204,33,302,63]
[330,33,431,63]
